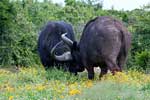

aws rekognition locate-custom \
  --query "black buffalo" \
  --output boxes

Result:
[38,21,78,73]
[51,16,131,79]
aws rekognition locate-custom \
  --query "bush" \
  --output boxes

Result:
[0,0,16,66]
[135,50,150,71]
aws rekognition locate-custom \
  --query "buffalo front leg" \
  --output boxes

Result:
[86,67,94,80]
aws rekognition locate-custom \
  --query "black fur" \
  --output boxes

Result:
[38,21,77,74]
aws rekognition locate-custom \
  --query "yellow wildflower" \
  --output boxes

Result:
[9,96,14,100]
[60,95,64,99]
[69,82,78,89]
[36,85,46,91]
[85,80,93,88]
[69,89,81,95]
[25,85,32,90]
[6,86,14,92]
[114,72,129,83]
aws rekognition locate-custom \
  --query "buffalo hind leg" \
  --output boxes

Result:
[86,67,94,80]
[117,53,127,72]
[99,66,108,79]
[99,63,108,78]
[105,59,120,75]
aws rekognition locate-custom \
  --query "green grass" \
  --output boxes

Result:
[66,81,150,100]
[0,66,150,100]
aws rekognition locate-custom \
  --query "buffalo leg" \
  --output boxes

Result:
[105,59,120,75]
[86,67,94,80]
[68,66,78,75]
[117,53,127,71]
[99,66,108,78]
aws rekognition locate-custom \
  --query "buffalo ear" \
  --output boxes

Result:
[72,41,79,51]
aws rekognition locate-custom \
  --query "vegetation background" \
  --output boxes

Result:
[0,0,150,70]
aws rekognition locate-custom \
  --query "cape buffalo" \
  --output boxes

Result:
[38,21,78,74]
[51,16,131,79]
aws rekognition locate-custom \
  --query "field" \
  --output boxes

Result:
[1,67,150,100]
[1,0,150,100]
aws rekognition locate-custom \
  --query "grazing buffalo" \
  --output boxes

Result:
[51,16,131,79]
[38,21,79,74]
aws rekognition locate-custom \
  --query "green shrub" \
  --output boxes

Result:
[135,50,150,70]
[0,0,16,66]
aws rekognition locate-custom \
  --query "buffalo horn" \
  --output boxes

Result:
[51,41,72,61]
[61,33,73,47]
[54,51,72,61]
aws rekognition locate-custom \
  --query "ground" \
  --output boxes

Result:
[0,66,150,100]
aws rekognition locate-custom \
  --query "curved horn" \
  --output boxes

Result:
[61,33,73,47]
[51,41,63,57]
[51,41,72,61]
[53,51,72,61]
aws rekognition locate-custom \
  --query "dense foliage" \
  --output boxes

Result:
[0,0,150,71]
[0,0,15,66]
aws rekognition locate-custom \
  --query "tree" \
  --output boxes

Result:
[0,0,16,66]
[65,0,76,6]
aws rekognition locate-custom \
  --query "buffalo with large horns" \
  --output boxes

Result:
[38,21,81,74]
[51,16,131,79]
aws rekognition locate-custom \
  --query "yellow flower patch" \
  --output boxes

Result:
[9,96,14,100]
[1,67,150,99]
[35,84,46,91]
[85,80,93,88]
[69,89,81,95]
